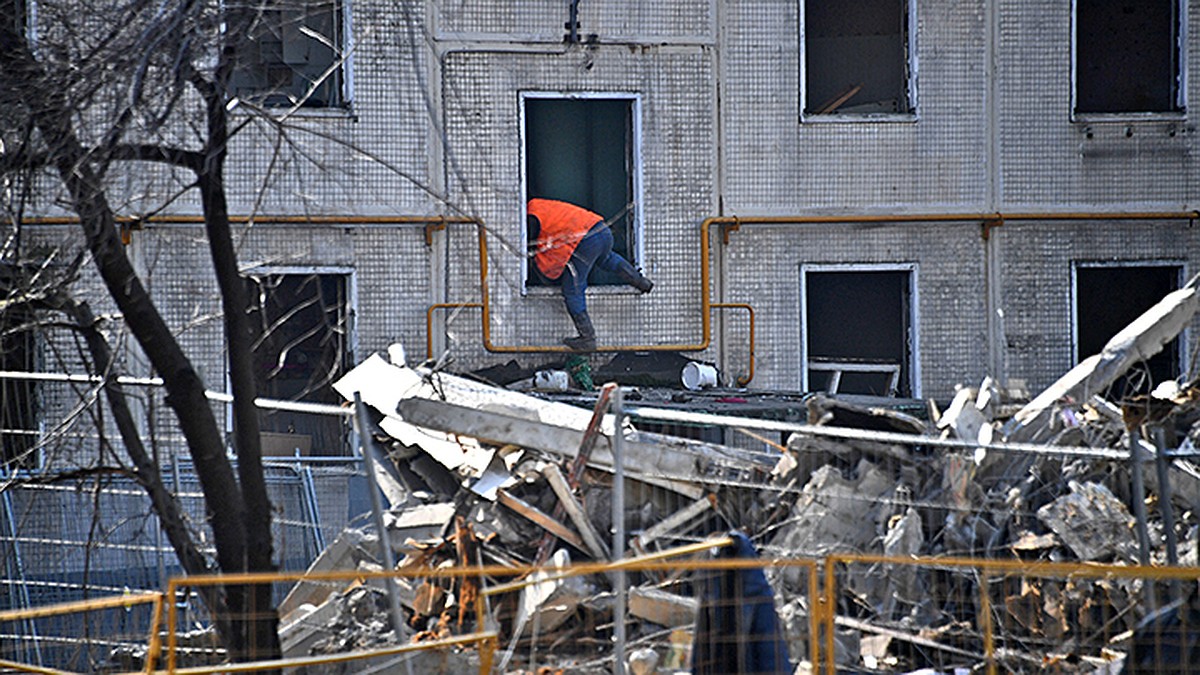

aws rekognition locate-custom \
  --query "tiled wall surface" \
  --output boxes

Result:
[20,0,1200,405]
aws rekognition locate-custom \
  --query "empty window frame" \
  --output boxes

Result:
[243,269,354,456]
[229,0,349,108]
[801,265,919,397]
[1073,262,1184,401]
[9,0,28,41]
[521,93,643,287]
[1074,0,1184,115]
[802,0,916,117]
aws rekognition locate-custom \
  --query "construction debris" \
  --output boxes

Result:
[264,279,1200,674]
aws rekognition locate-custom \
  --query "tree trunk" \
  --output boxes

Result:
[54,296,235,648]
[1,16,258,661]
[198,81,282,659]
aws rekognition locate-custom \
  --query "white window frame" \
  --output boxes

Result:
[228,265,357,457]
[799,0,919,123]
[223,0,355,112]
[518,91,644,293]
[1070,0,1187,121]
[1070,260,1187,369]
[800,262,921,397]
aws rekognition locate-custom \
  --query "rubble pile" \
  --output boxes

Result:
[273,277,1200,673]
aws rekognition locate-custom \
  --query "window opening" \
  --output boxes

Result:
[1074,263,1183,401]
[244,271,352,456]
[2,272,39,469]
[803,267,916,397]
[229,0,346,108]
[522,95,640,287]
[1075,0,1183,115]
[803,0,914,116]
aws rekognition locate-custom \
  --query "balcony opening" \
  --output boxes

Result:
[1075,0,1182,115]
[803,0,915,117]
[1074,262,1183,401]
[802,266,917,397]
[522,94,641,287]
[244,270,353,456]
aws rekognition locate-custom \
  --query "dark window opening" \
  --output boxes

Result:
[804,0,912,116]
[229,0,345,108]
[10,0,27,40]
[2,275,38,469]
[524,96,636,287]
[1076,0,1181,114]
[805,269,913,396]
[1076,264,1181,402]
[244,272,351,456]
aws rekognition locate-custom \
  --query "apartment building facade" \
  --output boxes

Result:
[6,0,1200,465]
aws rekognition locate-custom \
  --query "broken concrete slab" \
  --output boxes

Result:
[1036,481,1139,562]
[628,586,698,628]
[770,459,894,597]
[516,549,590,634]
[396,395,774,499]
[279,528,373,621]
[383,502,457,553]
[1007,273,1200,443]
[279,596,343,658]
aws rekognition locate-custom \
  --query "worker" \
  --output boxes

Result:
[527,197,653,351]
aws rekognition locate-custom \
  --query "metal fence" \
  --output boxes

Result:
[4,549,1200,673]
[0,460,363,670]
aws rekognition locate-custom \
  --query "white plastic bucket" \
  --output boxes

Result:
[681,362,718,390]
[534,370,570,391]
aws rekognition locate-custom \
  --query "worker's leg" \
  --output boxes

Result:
[561,262,596,351]
[597,252,653,294]
[559,225,610,351]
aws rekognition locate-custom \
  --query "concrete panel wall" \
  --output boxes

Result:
[439,47,717,363]
[998,220,1200,395]
[721,0,989,213]
[998,0,1200,207]
[15,0,1200,406]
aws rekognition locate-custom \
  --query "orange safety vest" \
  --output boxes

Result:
[528,198,604,280]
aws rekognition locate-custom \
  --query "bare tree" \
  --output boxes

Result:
[0,0,333,662]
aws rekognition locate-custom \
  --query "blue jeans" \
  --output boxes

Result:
[560,222,627,316]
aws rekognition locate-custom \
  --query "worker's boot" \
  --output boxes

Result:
[563,311,597,351]
[615,260,654,294]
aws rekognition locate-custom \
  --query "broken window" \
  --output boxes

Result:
[1074,0,1183,115]
[802,0,915,117]
[1,272,39,469]
[1074,263,1182,401]
[802,267,916,397]
[522,94,641,287]
[244,271,353,456]
[229,0,347,108]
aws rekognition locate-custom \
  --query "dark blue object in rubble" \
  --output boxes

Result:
[1121,591,1200,674]
[692,531,793,674]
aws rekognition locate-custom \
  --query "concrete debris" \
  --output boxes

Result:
[290,278,1200,673]
[1006,273,1200,443]
[627,586,698,628]
[769,460,894,557]
[1036,481,1139,562]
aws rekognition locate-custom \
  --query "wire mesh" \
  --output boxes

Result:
[0,460,361,671]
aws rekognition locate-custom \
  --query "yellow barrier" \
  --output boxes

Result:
[0,591,164,675]
[3,551,1198,673]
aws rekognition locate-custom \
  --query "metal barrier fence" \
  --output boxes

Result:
[0,461,362,670]
[3,545,1199,674]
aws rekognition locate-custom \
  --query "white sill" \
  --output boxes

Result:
[801,113,918,124]
[1072,111,1187,124]
[231,105,357,121]
[523,284,644,298]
